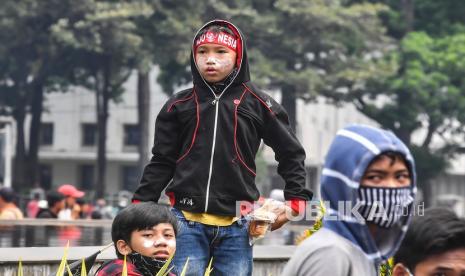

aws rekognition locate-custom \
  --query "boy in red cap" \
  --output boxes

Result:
[133,19,313,275]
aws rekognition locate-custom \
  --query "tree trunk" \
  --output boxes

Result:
[281,84,297,131]
[95,66,110,199]
[137,71,151,173]
[395,127,412,146]
[401,0,415,32]
[422,180,432,207]
[395,87,413,145]
[27,81,44,187]
[421,119,436,149]
[12,87,27,191]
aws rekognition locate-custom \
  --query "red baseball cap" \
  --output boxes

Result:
[57,184,85,198]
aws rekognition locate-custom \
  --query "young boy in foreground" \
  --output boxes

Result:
[133,19,313,275]
[97,202,177,276]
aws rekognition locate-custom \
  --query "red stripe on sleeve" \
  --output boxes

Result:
[289,198,306,214]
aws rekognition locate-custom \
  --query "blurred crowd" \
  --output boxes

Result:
[0,184,129,221]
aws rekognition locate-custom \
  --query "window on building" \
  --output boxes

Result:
[79,164,94,190]
[39,164,52,190]
[122,165,139,191]
[40,123,54,146]
[123,124,140,146]
[82,123,97,146]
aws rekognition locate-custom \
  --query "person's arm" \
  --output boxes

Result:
[0,209,16,220]
[262,100,313,229]
[132,100,181,203]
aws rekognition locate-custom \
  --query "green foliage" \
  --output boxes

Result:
[0,0,88,188]
[49,0,152,97]
[295,200,325,244]
[17,258,23,276]
[204,258,213,276]
[155,253,175,276]
[179,257,189,276]
[0,0,75,110]
[323,27,465,184]
[244,0,390,101]
[144,0,205,94]
[379,258,394,276]
[414,0,465,36]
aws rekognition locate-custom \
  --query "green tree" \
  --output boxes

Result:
[132,0,206,175]
[244,0,390,130]
[0,0,76,190]
[140,0,389,132]
[50,0,153,197]
[335,0,465,202]
[323,32,465,198]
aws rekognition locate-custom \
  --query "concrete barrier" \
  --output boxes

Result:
[0,245,294,275]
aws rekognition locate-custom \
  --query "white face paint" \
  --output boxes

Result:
[132,223,177,258]
[141,237,176,249]
[142,239,153,248]
[197,56,233,70]
[216,58,234,70]
[195,44,237,83]
[206,56,218,64]
[166,239,176,249]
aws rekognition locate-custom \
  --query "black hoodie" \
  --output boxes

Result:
[133,20,313,216]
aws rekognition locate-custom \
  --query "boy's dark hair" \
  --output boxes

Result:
[33,193,41,200]
[76,198,86,205]
[372,151,407,166]
[394,207,465,271]
[47,191,65,208]
[111,202,178,259]
[369,150,413,176]
[0,187,16,203]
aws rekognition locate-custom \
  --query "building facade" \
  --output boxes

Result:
[35,69,166,198]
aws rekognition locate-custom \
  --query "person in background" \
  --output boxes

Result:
[283,124,417,275]
[0,187,24,220]
[57,184,85,220]
[29,182,45,200]
[92,198,115,219]
[36,191,65,219]
[26,192,41,218]
[76,198,93,219]
[393,207,465,276]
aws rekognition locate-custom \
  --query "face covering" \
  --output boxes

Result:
[357,186,413,228]
[128,252,168,276]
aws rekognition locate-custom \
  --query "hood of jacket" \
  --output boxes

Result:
[321,124,417,265]
[190,19,250,94]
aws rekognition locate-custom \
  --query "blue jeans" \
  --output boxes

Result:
[171,208,253,276]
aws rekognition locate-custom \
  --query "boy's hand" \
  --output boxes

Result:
[270,206,297,231]
[249,220,270,238]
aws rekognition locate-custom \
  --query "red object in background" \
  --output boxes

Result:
[26,200,40,218]
[58,184,85,198]
[57,226,82,246]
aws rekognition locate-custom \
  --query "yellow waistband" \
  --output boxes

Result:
[181,211,238,226]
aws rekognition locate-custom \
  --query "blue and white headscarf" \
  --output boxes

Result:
[321,124,417,265]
